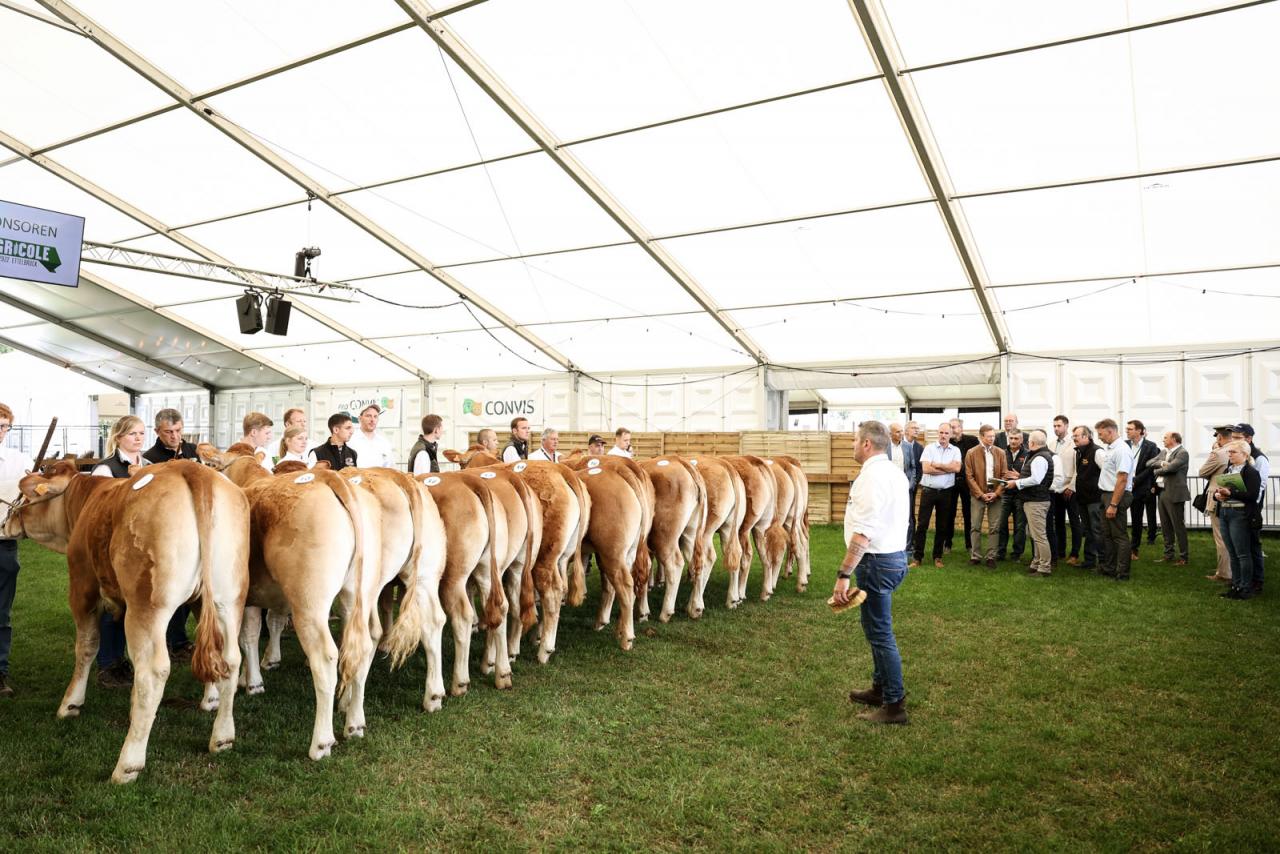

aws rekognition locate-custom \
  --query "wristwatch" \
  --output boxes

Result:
[837,570,853,580]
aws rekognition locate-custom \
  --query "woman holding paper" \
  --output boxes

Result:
[1213,441,1262,600]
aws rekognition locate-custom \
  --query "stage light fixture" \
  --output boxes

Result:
[294,246,321,279]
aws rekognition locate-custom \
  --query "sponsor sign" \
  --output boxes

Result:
[0,199,84,288]
[334,392,400,427]
[456,384,542,427]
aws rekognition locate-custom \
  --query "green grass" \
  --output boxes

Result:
[3,529,1278,851]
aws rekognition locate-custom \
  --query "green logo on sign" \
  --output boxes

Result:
[0,238,60,273]
[462,398,484,415]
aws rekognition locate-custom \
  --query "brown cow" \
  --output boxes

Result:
[685,455,746,616]
[759,457,796,601]
[445,451,591,665]
[198,444,380,760]
[570,460,644,650]
[2,460,247,784]
[638,455,708,622]
[719,455,780,607]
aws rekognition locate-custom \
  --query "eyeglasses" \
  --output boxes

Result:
[0,424,11,432]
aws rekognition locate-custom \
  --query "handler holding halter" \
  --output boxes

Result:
[832,420,912,725]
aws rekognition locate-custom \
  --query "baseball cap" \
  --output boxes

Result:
[359,403,382,416]
[588,434,605,445]
[1212,424,1235,435]
[1233,422,1255,436]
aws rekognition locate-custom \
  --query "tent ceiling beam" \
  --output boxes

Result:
[0,0,80,35]
[0,290,213,391]
[0,126,425,382]
[0,332,137,395]
[847,0,1009,352]
[79,268,312,386]
[37,0,576,374]
[397,0,770,366]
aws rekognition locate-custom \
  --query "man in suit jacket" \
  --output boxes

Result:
[963,424,1008,566]
[994,413,1018,450]
[887,422,921,548]
[1126,419,1161,558]
[1149,430,1190,564]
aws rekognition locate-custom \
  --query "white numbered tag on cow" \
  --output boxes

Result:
[294,473,315,484]
[765,459,774,465]
[689,459,698,466]
[657,459,670,467]
[131,472,154,491]
[349,476,362,485]
[586,458,600,468]
[480,471,497,479]
[424,476,441,487]
[514,462,528,473]
[588,468,602,476]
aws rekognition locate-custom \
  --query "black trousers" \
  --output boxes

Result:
[1130,489,1159,553]
[913,486,956,561]
[1050,492,1083,559]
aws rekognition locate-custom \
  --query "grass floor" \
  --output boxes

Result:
[2,529,1278,851]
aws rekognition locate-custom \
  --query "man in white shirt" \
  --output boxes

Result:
[1095,418,1135,580]
[1050,415,1082,566]
[346,404,396,469]
[0,403,33,697]
[910,422,963,569]
[608,427,633,458]
[528,428,561,462]
[833,420,910,725]
[240,411,275,472]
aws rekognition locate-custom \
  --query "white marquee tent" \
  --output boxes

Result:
[1,0,1278,451]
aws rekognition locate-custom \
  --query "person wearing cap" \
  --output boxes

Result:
[347,403,395,468]
[528,428,561,462]
[587,434,607,456]
[1232,423,1268,594]
[608,427,633,458]
[1199,426,1235,584]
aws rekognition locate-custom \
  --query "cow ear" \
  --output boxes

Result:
[195,443,225,468]
[312,460,332,471]
[127,464,144,477]
[442,450,462,463]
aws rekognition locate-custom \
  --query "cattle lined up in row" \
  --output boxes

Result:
[1,444,809,784]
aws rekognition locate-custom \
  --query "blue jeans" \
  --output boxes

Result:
[1219,507,1256,592]
[0,540,19,674]
[855,551,909,704]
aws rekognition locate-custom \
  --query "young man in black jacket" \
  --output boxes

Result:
[310,412,358,471]
[1072,425,1103,571]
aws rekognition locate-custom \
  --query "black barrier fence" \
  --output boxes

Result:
[1186,475,1279,530]
[4,424,214,462]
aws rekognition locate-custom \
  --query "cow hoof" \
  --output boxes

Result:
[620,638,634,652]
[424,694,444,713]
[111,766,142,785]
[537,649,553,664]
[246,683,265,696]
[450,682,469,697]
[495,672,512,690]
[262,660,281,672]
[310,741,335,760]
[58,705,81,719]
[345,724,366,739]
[637,614,649,624]
[200,697,220,712]
[688,607,704,620]
[796,584,807,593]
[659,612,673,624]
[593,621,607,632]
[211,738,235,753]
[480,662,494,676]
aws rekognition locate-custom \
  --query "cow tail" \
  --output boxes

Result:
[566,470,589,607]
[184,464,231,685]
[383,472,426,670]
[326,471,371,703]
[724,463,746,573]
[676,458,709,581]
[507,474,540,633]
[474,481,507,631]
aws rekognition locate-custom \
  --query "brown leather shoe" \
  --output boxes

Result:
[858,699,909,725]
[848,685,883,707]
[907,560,920,568]
[0,673,13,698]
[933,559,944,569]
[1066,556,1079,566]
[1173,559,1187,566]
[1130,551,1140,561]
[985,558,997,568]
[969,558,980,565]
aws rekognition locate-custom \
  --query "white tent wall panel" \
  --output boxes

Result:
[1183,360,1246,459]
[1122,363,1181,452]
[1253,353,1280,457]
[1005,359,1058,435]
[209,386,308,451]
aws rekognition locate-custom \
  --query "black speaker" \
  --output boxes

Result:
[235,293,262,334]
[265,296,292,336]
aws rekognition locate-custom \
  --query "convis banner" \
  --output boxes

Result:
[0,199,84,288]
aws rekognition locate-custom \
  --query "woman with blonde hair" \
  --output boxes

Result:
[1213,440,1262,601]
[90,415,153,688]
[277,425,314,467]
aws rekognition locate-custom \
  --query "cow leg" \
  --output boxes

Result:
[658,544,684,623]
[761,524,788,600]
[111,610,170,784]
[443,579,474,697]
[335,590,375,740]
[263,609,288,670]
[416,578,447,712]
[238,605,265,695]
[377,580,402,652]
[58,590,102,719]
[466,577,481,634]
[488,585,513,691]
[537,559,565,664]
[795,526,812,593]
[291,608,339,760]
[737,528,755,605]
[594,563,615,631]
[504,561,523,663]
[601,557,635,652]
[208,594,242,752]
